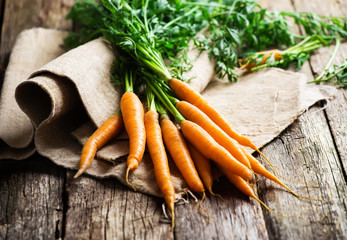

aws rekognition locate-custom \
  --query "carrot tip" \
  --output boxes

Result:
[171,210,175,230]
[127,159,138,171]
[73,169,84,179]
[278,175,320,188]
[254,196,294,218]
[162,203,175,229]
[126,167,136,191]
[199,191,206,209]
[209,189,226,202]
[198,192,211,222]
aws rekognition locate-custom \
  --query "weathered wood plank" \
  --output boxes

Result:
[256,0,347,239]
[0,0,74,86]
[0,0,346,239]
[0,154,66,239]
[258,105,347,239]
[324,89,347,174]
[294,0,347,174]
[174,178,268,240]
[0,0,74,239]
[64,171,173,240]
[0,0,4,42]
[0,0,4,83]
[64,174,268,240]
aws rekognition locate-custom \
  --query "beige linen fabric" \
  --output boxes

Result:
[0,28,336,197]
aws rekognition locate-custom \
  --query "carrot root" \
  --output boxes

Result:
[252,195,293,218]
[198,191,211,222]
[243,149,322,200]
[222,169,291,217]
[274,179,323,202]
[169,78,259,154]
[171,210,175,230]
[162,203,175,229]
[208,190,225,202]
[277,175,320,188]
[180,120,253,181]
[126,167,136,191]
[74,169,84,179]
[254,148,279,174]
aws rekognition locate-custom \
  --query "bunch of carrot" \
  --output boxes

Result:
[70,0,316,228]
[73,66,308,227]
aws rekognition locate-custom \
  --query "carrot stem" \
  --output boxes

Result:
[310,37,341,83]
[145,78,185,123]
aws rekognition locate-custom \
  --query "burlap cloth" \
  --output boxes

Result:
[0,28,337,197]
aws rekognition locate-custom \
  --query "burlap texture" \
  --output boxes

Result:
[0,28,68,159]
[0,28,336,197]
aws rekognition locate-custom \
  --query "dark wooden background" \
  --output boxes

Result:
[0,0,346,239]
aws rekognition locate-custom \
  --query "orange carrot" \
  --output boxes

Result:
[179,120,253,181]
[160,114,204,193]
[239,49,283,71]
[74,114,123,178]
[187,142,217,196]
[121,92,146,189]
[144,110,175,227]
[168,78,270,163]
[176,100,251,169]
[220,167,281,215]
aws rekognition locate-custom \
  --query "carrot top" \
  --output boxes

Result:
[145,77,185,123]
[240,35,326,72]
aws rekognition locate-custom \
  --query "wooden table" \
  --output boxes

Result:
[0,0,346,239]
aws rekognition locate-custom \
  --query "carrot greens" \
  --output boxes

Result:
[65,0,347,84]
[311,59,347,86]
[68,1,340,224]
[240,35,327,71]
[280,11,347,40]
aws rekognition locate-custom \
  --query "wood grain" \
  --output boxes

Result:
[0,0,74,87]
[258,105,347,239]
[64,171,173,240]
[257,1,347,239]
[0,0,74,239]
[174,178,268,240]
[0,155,66,239]
[294,0,347,174]
[0,0,346,239]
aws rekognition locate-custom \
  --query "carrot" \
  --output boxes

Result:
[176,100,251,169]
[179,120,253,181]
[168,78,271,166]
[74,114,123,178]
[187,142,222,198]
[146,79,251,182]
[220,167,284,216]
[121,91,146,190]
[160,114,205,194]
[144,110,175,228]
[239,49,283,71]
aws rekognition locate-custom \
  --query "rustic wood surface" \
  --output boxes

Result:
[0,0,346,239]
